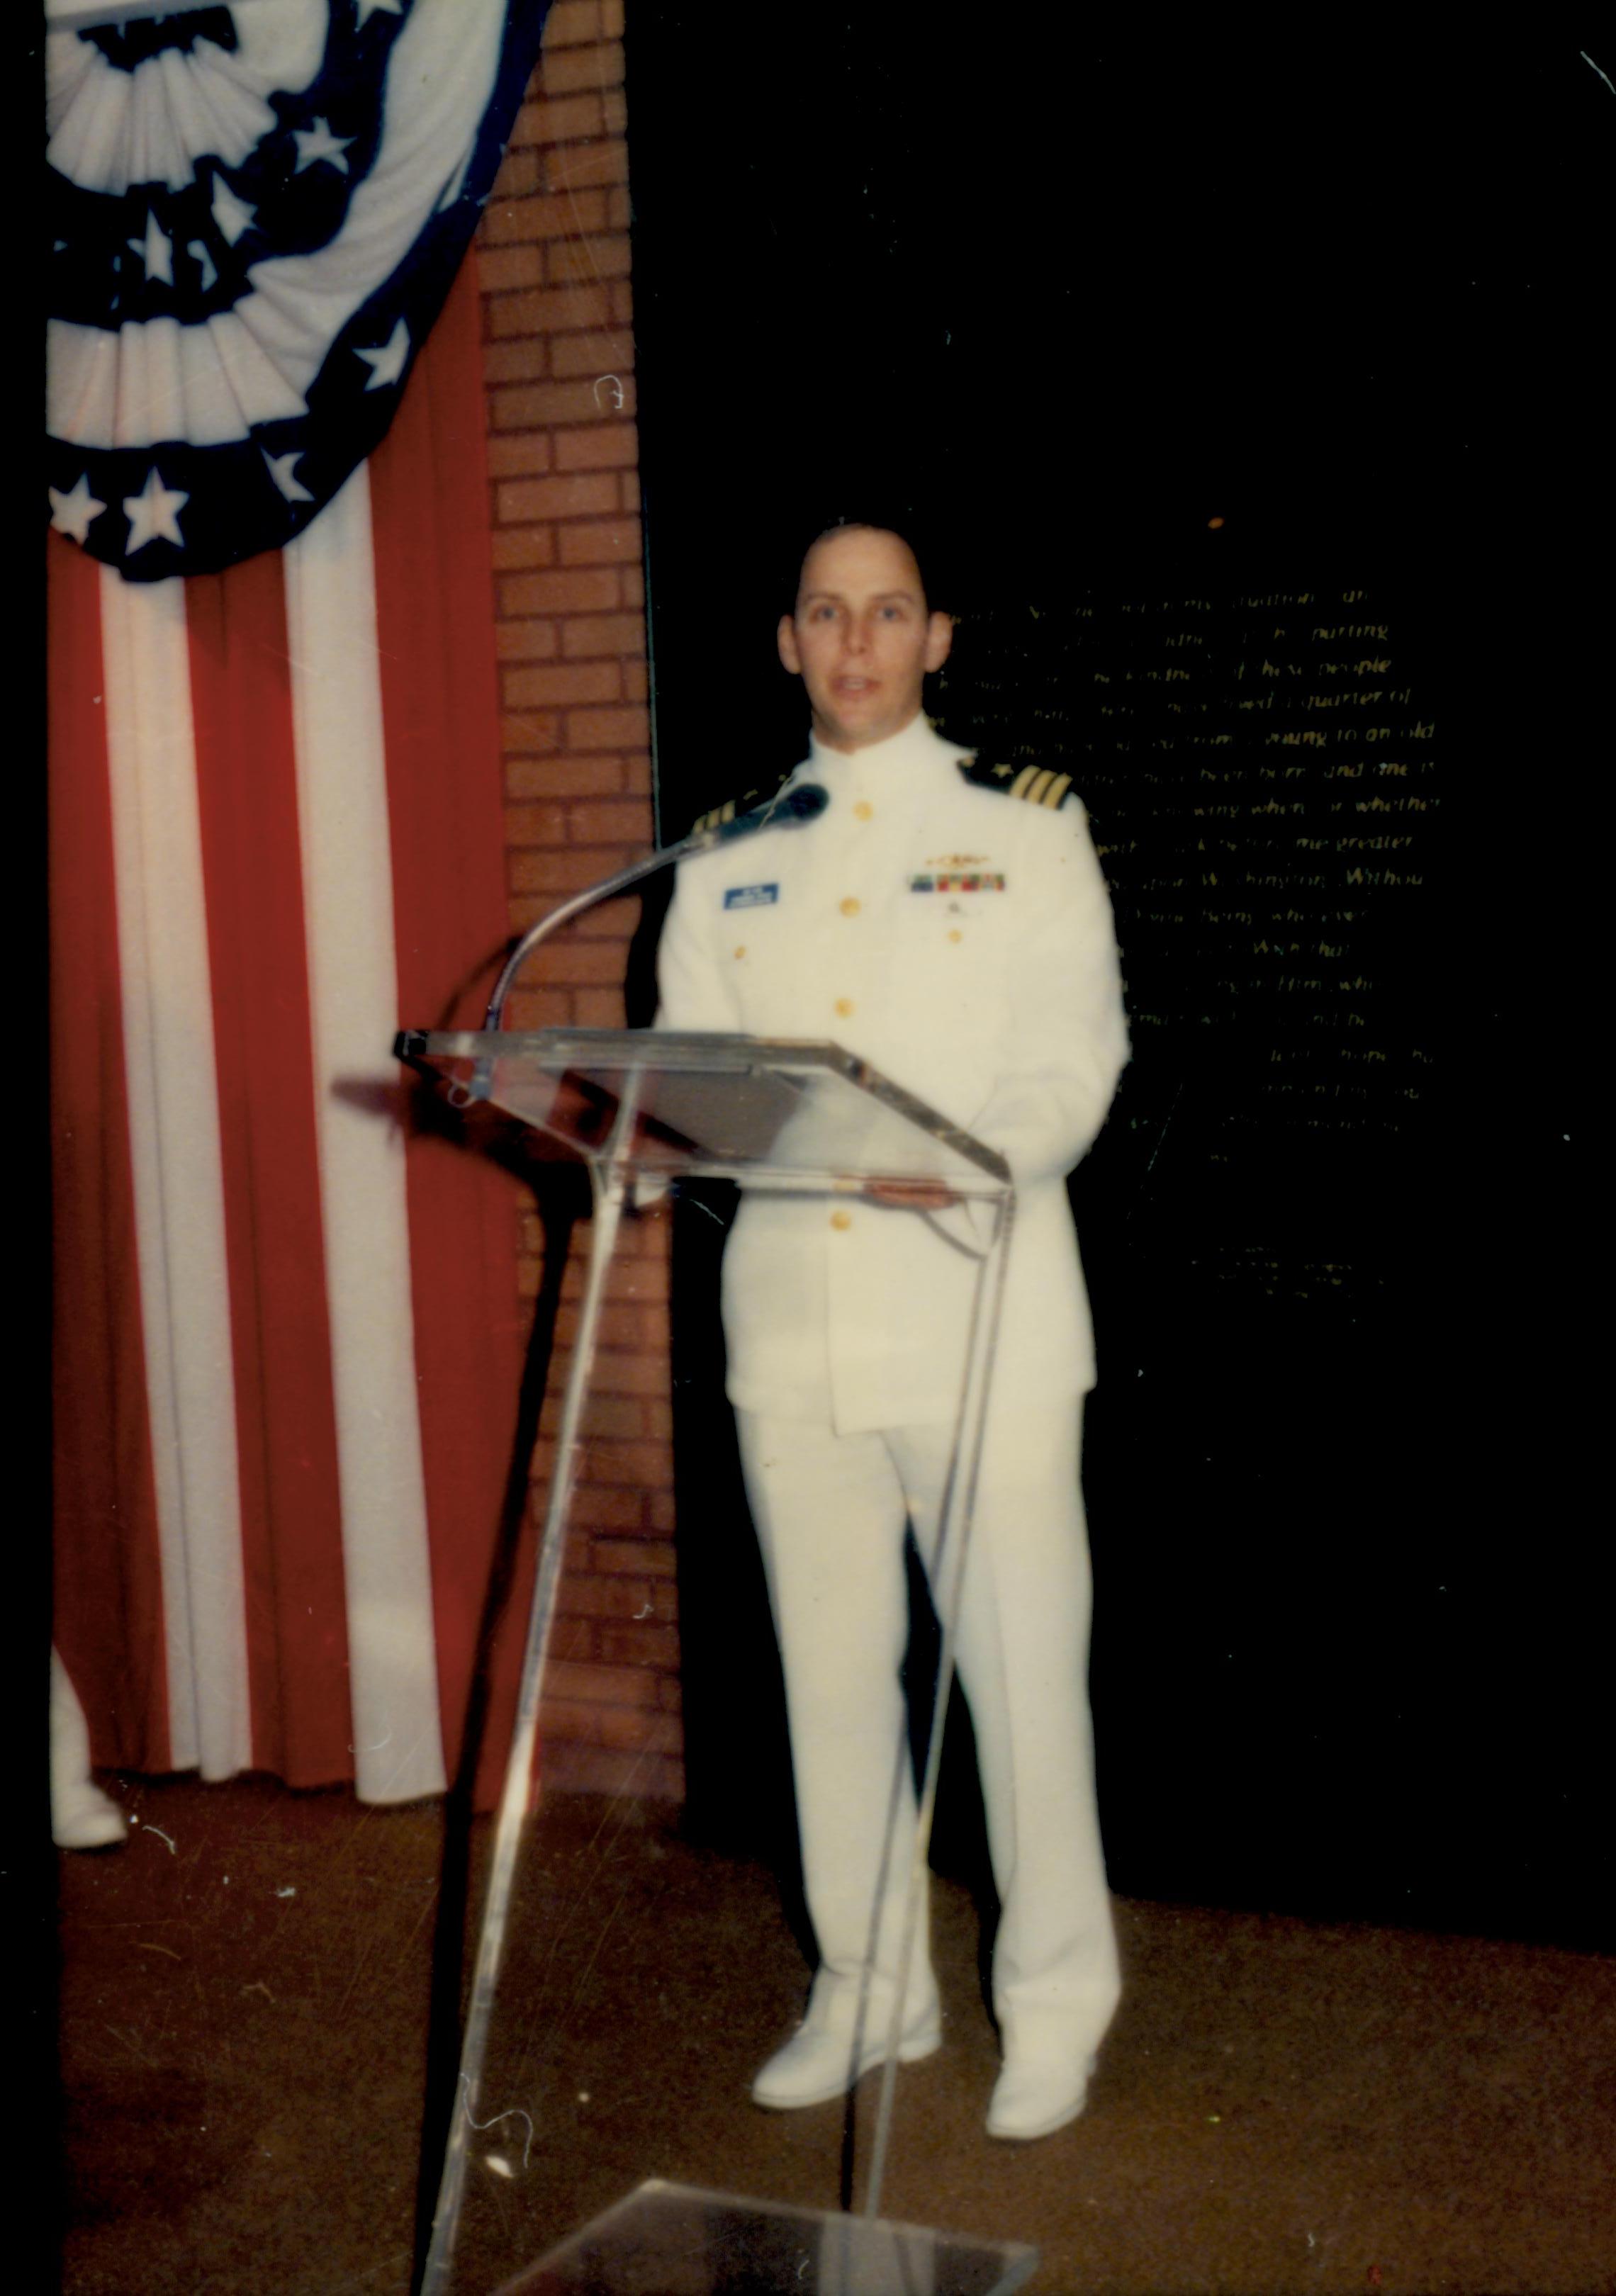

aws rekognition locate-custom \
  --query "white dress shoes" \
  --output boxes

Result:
[986,2042,1097,2142]
[751,1976,943,2110]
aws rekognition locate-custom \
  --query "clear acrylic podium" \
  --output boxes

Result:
[395,1025,1027,2295]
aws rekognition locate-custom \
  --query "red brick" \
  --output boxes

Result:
[599,1621,680,1670]
[559,519,641,567]
[542,0,600,45]
[500,709,562,753]
[500,565,620,616]
[482,338,550,386]
[549,328,636,379]
[554,1300,651,1351]
[488,283,615,339]
[624,754,652,797]
[476,244,544,294]
[555,1570,656,1625]
[556,1574,658,1621]
[539,1702,683,1756]
[503,986,571,1035]
[568,1490,646,1539]
[539,1744,683,1800]
[622,660,649,703]
[536,1393,642,1442]
[545,1659,660,1707]
[497,471,619,524]
[609,280,634,326]
[503,799,570,844]
[571,897,640,936]
[493,377,636,429]
[504,659,622,709]
[590,1350,668,1397]
[558,612,645,659]
[494,620,559,665]
[573,986,627,1028]
[600,0,623,38]
[585,1537,677,1578]
[602,88,627,136]
[547,233,634,285]
[491,147,542,199]
[544,140,631,193]
[549,1616,595,1665]
[648,1490,678,1535]
[620,565,644,608]
[567,704,649,750]
[510,93,605,147]
[490,526,557,571]
[505,756,626,799]
[527,938,638,986]
[553,422,639,473]
[607,186,631,231]
[510,846,635,895]
[480,189,607,245]
[645,1399,674,1442]
[539,39,624,95]
[619,469,641,512]
[486,434,554,480]
[580,1438,672,1487]
[657,1675,684,1713]
[566,797,645,843]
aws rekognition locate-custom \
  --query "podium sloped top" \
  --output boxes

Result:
[395,1028,1010,1192]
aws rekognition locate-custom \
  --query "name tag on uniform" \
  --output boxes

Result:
[724,882,779,909]
[909,872,1006,894]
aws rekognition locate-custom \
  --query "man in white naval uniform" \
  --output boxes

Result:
[656,523,1129,2141]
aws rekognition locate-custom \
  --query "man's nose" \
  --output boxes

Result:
[843,614,872,655]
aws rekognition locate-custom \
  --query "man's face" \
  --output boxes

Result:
[778,527,953,753]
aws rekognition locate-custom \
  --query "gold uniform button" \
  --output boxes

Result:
[839,896,861,917]
[830,1209,853,1232]
[853,800,874,821]
[834,996,855,1018]
[733,945,746,959]
[948,928,963,943]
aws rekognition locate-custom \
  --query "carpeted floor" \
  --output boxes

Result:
[56,1774,1616,2295]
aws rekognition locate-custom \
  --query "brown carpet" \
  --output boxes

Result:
[57,1774,1616,2295]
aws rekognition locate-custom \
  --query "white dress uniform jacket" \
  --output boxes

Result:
[656,714,1130,1431]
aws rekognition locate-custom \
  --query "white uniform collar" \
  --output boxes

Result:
[804,713,958,785]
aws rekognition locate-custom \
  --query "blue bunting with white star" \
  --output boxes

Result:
[47,0,551,580]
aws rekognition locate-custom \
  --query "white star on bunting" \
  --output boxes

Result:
[355,318,410,390]
[356,0,404,21]
[293,118,355,174]
[211,176,257,246]
[49,474,106,544]
[123,467,189,553]
[189,240,218,293]
[127,209,174,286]
[263,449,315,504]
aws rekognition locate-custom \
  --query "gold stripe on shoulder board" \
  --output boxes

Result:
[1006,765,1072,806]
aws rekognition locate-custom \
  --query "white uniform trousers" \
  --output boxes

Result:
[735,1393,1120,2055]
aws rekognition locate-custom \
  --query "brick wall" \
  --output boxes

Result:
[476,0,682,1802]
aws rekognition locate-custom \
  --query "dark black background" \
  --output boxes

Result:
[622,9,1603,1949]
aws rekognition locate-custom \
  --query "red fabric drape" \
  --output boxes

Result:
[50,253,528,1801]
[49,533,170,1774]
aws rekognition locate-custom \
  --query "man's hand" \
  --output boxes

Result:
[861,1176,960,1210]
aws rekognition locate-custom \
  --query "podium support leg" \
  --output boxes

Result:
[863,1190,1016,2222]
[420,1125,635,2295]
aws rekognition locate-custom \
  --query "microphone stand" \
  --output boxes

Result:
[484,783,829,1030]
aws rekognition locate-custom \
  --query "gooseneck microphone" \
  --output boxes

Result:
[484,782,830,1028]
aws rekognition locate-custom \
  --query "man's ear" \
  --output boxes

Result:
[924,610,954,675]
[778,614,803,675]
